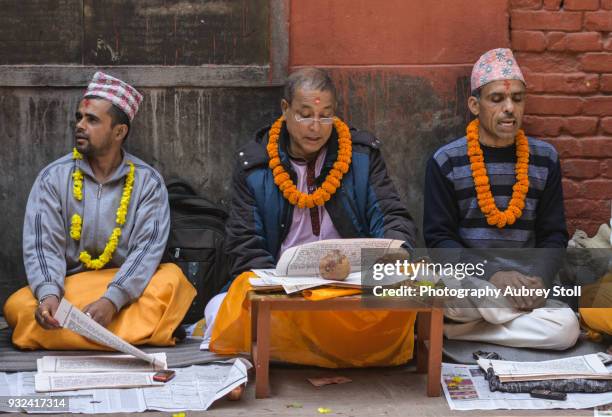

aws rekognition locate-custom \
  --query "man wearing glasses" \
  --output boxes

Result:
[204,67,418,368]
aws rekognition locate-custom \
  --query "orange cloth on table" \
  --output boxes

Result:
[3,263,196,350]
[209,271,416,368]
[302,287,362,301]
[579,272,612,339]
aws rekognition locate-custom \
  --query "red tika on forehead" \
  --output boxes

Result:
[314,97,321,104]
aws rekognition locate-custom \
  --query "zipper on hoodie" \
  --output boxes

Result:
[92,183,103,253]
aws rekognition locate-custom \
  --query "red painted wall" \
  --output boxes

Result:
[511,0,612,235]
[288,0,511,241]
[291,0,509,66]
[290,0,612,238]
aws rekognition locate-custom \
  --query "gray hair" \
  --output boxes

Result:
[283,67,337,104]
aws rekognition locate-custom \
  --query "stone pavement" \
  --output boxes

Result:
[24,365,594,417]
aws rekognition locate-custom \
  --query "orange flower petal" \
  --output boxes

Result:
[305,197,316,209]
[327,176,341,188]
[274,172,290,185]
[269,157,281,169]
[334,161,349,173]
[317,189,329,201]
[279,179,293,191]
[288,192,299,205]
[322,182,337,194]
[298,194,309,209]
[471,162,485,171]
[329,168,342,178]
[313,193,325,206]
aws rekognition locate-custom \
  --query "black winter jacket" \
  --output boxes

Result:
[224,123,417,282]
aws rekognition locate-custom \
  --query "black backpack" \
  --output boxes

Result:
[163,179,230,324]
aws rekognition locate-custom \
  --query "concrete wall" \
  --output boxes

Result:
[0,0,509,307]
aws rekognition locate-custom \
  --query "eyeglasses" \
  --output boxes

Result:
[294,113,335,125]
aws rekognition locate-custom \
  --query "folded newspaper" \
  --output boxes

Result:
[250,238,407,294]
[476,353,612,383]
[35,299,169,392]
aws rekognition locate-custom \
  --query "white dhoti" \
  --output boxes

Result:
[200,292,227,349]
[442,275,580,350]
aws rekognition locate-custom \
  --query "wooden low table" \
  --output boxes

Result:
[249,291,444,398]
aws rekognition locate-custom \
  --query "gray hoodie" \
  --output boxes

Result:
[23,150,170,310]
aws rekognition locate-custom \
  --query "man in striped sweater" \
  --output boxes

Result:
[423,48,580,350]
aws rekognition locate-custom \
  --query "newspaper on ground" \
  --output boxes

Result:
[0,359,250,413]
[34,353,168,392]
[442,363,612,411]
[54,299,166,370]
[37,353,167,374]
[476,353,612,382]
[35,372,165,392]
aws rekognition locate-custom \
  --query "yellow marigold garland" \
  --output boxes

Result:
[267,116,352,209]
[72,169,84,201]
[70,213,82,240]
[466,119,529,229]
[70,148,135,269]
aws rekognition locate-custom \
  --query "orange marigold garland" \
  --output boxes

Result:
[466,119,529,229]
[267,116,352,209]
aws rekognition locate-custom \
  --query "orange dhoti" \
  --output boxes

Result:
[209,272,416,368]
[3,263,196,350]
[579,272,612,338]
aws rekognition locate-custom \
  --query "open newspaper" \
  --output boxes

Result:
[251,238,405,293]
[442,363,612,411]
[477,353,612,383]
[34,299,169,392]
[54,299,166,370]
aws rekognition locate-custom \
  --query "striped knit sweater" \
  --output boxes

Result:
[424,136,568,250]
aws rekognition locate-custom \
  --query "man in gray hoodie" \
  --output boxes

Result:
[4,72,195,349]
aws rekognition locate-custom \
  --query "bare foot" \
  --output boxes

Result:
[226,385,244,401]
